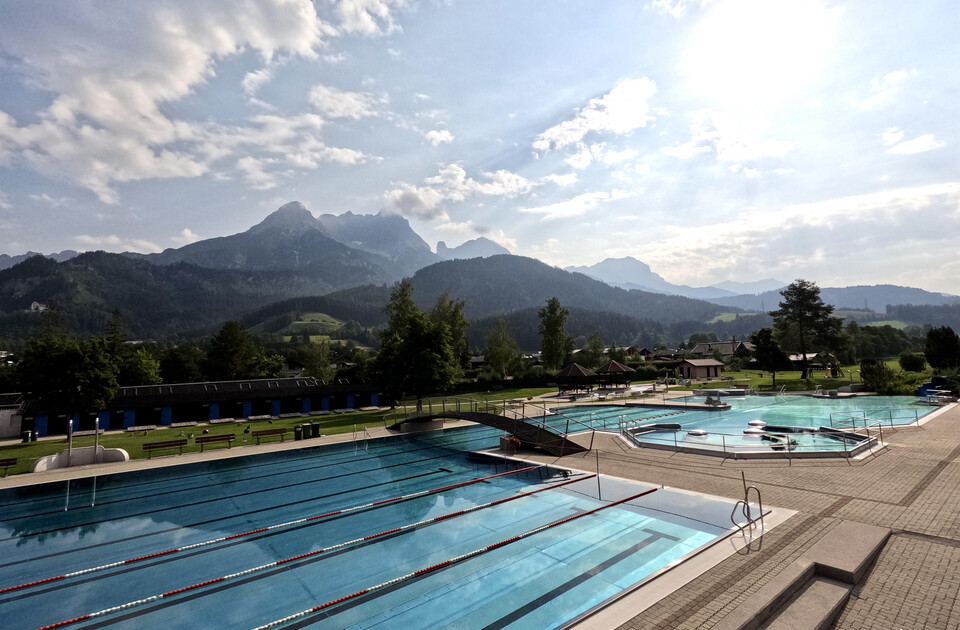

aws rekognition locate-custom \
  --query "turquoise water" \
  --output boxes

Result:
[0,426,730,630]
[549,395,934,454]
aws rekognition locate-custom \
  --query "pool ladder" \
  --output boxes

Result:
[730,471,764,535]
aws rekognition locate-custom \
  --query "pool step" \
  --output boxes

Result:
[715,519,890,630]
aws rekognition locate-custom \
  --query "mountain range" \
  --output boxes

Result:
[1,201,958,340]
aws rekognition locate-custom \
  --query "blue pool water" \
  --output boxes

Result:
[0,425,734,630]
[549,395,935,454]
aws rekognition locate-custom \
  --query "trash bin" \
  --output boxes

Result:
[301,423,312,439]
[21,430,32,443]
[311,422,321,438]
[293,425,303,441]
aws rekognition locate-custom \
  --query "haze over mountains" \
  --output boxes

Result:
[1,201,957,339]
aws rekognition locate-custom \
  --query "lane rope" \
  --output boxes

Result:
[3,465,540,595]
[252,487,658,630]
[30,472,593,630]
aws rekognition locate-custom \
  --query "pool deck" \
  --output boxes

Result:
[515,401,960,630]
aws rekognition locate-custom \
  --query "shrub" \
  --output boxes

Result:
[899,352,926,372]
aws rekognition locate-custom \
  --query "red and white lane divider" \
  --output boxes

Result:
[3,465,540,596]
[253,486,659,630]
[31,472,593,630]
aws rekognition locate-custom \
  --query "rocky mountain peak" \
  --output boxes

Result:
[250,201,324,235]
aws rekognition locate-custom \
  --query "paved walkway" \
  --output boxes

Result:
[511,401,960,629]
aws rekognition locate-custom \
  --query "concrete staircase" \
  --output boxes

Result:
[716,520,890,630]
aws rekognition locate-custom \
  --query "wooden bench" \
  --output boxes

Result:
[196,434,235,452]
[252,428,286,445]
[0,457,16,477]
[143,439,188,458]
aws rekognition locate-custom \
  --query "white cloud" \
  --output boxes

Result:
[385,163,534,222]
[435,220,475,233]
[0,190,10,209]
[484,229,517,253]
[384,184,447,221]
[519,191,615,221]
[881,127,905,147]
[861,69,913,109]
[0,1,340,203]
[662,110,792,166]
[650,0,709,18]
[74,234,162,253]
[425,129,454,146]
[886,134,946,155]
[171,228,201,246]
[29,193,70,208]
[335,0,407,35]
[542,173,579,187]
[237,157,281,190]
[309,84,378,119]
[533,78,657,152]
[565,144,594,170]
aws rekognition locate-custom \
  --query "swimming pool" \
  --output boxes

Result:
[547,395,937,456]
[0,425,741,630]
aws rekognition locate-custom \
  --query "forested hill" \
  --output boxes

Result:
[409,255,733,323]
[0,253,369,338]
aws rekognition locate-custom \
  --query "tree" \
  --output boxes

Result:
[376,281,461,404]
[484,319,520,380]
[750,328,793,388]
[769,279,843,378]
[579,332,606,369]
[538,297,574,371]
[160,344,205,383]
[924,326,960,370]
[205,321,259,380]
[19,335,118,418]
[118,347,162,386]
[899,352,926,373]
[300,339,333,382]
[430,293,469,368]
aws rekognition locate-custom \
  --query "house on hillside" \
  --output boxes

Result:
[688,340,754,358]
[653,348,680,360]
[679,358,724,379]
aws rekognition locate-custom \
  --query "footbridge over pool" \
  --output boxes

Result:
[386,398,592,457]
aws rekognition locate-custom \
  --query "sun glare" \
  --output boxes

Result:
[683,0,836,108]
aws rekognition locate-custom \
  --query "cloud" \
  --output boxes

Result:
[425,129,454,146]
[641,182,960,287]
[385,163,534,222]
[542,173,579,187]
[485,229,517,253]
[309,84,378,118]
[886,134,946,155]
[237,157,281,190]
[650,0,709,18]
[29,193,70,208]
[881,127,905,147]
[171,228,201,246]
[0,1,341,203]
[519,191,617,221]
[335,0,407,35]
[861,69,913,109]
[533,78,657,152]
[383,184,447,221]
[74,234,162,253]
[661,110,792,167]
[0,190,10,209]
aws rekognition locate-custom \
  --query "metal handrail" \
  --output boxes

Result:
[731,471,764,534]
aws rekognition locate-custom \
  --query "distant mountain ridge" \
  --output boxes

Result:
[706,284,960,311]
[437,237,510,260]
[565,257,739,299]
[0,250,79,270]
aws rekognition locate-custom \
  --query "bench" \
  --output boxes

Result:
[195,434,235,452]
[252,428,286,445]
[0,457,16,477]
[142,439,188,458]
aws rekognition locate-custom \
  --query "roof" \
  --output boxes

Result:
[679,359,724,367]
[555,363,597,378]
[689,341,755,356]
[597,360,635,374]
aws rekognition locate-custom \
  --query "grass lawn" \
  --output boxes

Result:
[0,409,388,477]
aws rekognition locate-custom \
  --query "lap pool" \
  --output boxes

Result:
[0,425,746,630]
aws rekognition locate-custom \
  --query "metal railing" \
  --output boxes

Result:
[731,471,764,534]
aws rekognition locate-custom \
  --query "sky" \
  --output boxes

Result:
[0,0,958,294]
